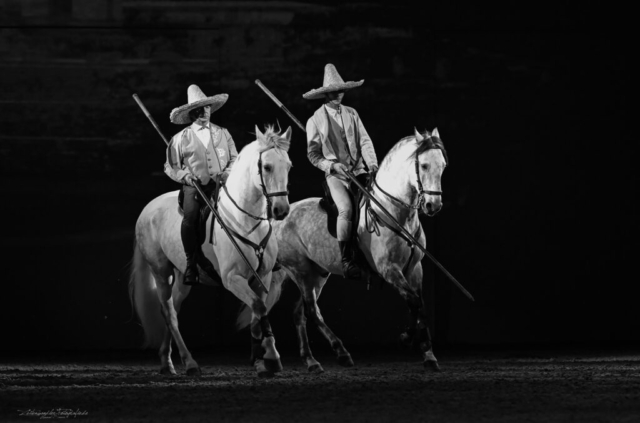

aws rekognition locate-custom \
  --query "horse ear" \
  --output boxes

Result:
[414,127,424,142]
[432,127,440,138]
[255,125,264,141]
[281,126,292,151]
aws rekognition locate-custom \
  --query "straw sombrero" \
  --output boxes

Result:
[302,64,364,100]
[169,84,228,125]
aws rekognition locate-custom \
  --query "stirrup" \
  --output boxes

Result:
[342,261,361,280]
[183,265,199,286]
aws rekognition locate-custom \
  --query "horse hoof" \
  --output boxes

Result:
[159,367,176,376]
[308,363,324,373]
[337,354,354,367]
[186,366,202,377]
[424,360,441,372]
[255,360,274,378]
[264,358,283,373]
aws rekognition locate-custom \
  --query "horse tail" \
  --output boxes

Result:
[128,240,166,348]
[235,268,289,330]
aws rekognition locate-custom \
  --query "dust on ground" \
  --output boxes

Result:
[1,347,639,423]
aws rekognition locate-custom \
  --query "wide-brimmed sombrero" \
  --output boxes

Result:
[169,84,228,125]
[302,64,364,100]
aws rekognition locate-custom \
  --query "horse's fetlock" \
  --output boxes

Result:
[262,336,276,349]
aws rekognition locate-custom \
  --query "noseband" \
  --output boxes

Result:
[258,147,289,219]
[413,145,442,210]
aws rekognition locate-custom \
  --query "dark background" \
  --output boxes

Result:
[0,0,634,354]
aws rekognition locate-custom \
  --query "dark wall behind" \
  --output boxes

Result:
[0,0,634,352]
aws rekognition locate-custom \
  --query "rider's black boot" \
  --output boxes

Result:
[183,251,199,286]
[339,240,361,280]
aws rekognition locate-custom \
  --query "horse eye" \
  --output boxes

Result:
[264,164,272,172]
[421,164,429,170]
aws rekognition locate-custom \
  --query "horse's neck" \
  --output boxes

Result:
[223,172,267,224]
[372,161,417,224]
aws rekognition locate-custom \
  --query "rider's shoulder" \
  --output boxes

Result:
[342,105,358,116]
[171,127,190,142]
[210,122,227,131]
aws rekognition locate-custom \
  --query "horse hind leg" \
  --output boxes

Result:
[158,329,175,375]
[154,269,201,377]
[297,271,354,368]
[292,295,324,373]
[158,271,195,375]
[310,295,354,367]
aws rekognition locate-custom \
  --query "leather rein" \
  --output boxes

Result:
[374,143,443,212]
[217,146,288,274]
[364,143,444,272]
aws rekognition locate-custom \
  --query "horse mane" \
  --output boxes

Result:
[380,131,448,171]
[233,125,292,171]
[412,132,448,164]
[258,124,291,153]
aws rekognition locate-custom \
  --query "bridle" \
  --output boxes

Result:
[217,145,288,273]
[257,146,289,220]
[413,144,443,210]
[363,138,445,276]
[374,140,443,213]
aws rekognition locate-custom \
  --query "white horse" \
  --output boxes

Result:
[238,128,447,372]
[129,125,292,377]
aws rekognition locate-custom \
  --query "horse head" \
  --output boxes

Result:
[413,127,447,216]
[254,124,293,220]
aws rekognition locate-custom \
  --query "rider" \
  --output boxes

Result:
[165,84,238,286]
[304,64,379,279]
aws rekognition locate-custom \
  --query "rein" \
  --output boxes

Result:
[363,139,444,273]
[373,139,444,213]
[217,146,287,274]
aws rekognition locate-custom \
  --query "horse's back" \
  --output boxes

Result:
[275,197,341,274]
[136,190,182,271]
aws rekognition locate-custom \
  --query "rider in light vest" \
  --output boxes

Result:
[165,84,238,286]
[304,64,379,279]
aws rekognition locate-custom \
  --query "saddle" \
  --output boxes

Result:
[177,179,224,287]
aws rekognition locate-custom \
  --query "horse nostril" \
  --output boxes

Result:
[426,203,433,211]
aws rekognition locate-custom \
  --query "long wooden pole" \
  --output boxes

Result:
[253,81,474,301]
[132,93,268,291]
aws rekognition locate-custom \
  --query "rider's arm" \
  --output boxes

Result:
[306,118,335,175]
[222,129,238,177]
[354,112,378,170]
[164,133,191,184]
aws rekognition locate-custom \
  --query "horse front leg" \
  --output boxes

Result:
[406,264,439,371]
[225,273,281,378]
[154,271,200,376]
[249,313,283,377]
[384,265,440,372]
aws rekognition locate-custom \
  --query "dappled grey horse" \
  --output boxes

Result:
[238,128,447,372]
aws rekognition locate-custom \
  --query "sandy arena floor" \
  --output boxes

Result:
[1,347,639,423]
